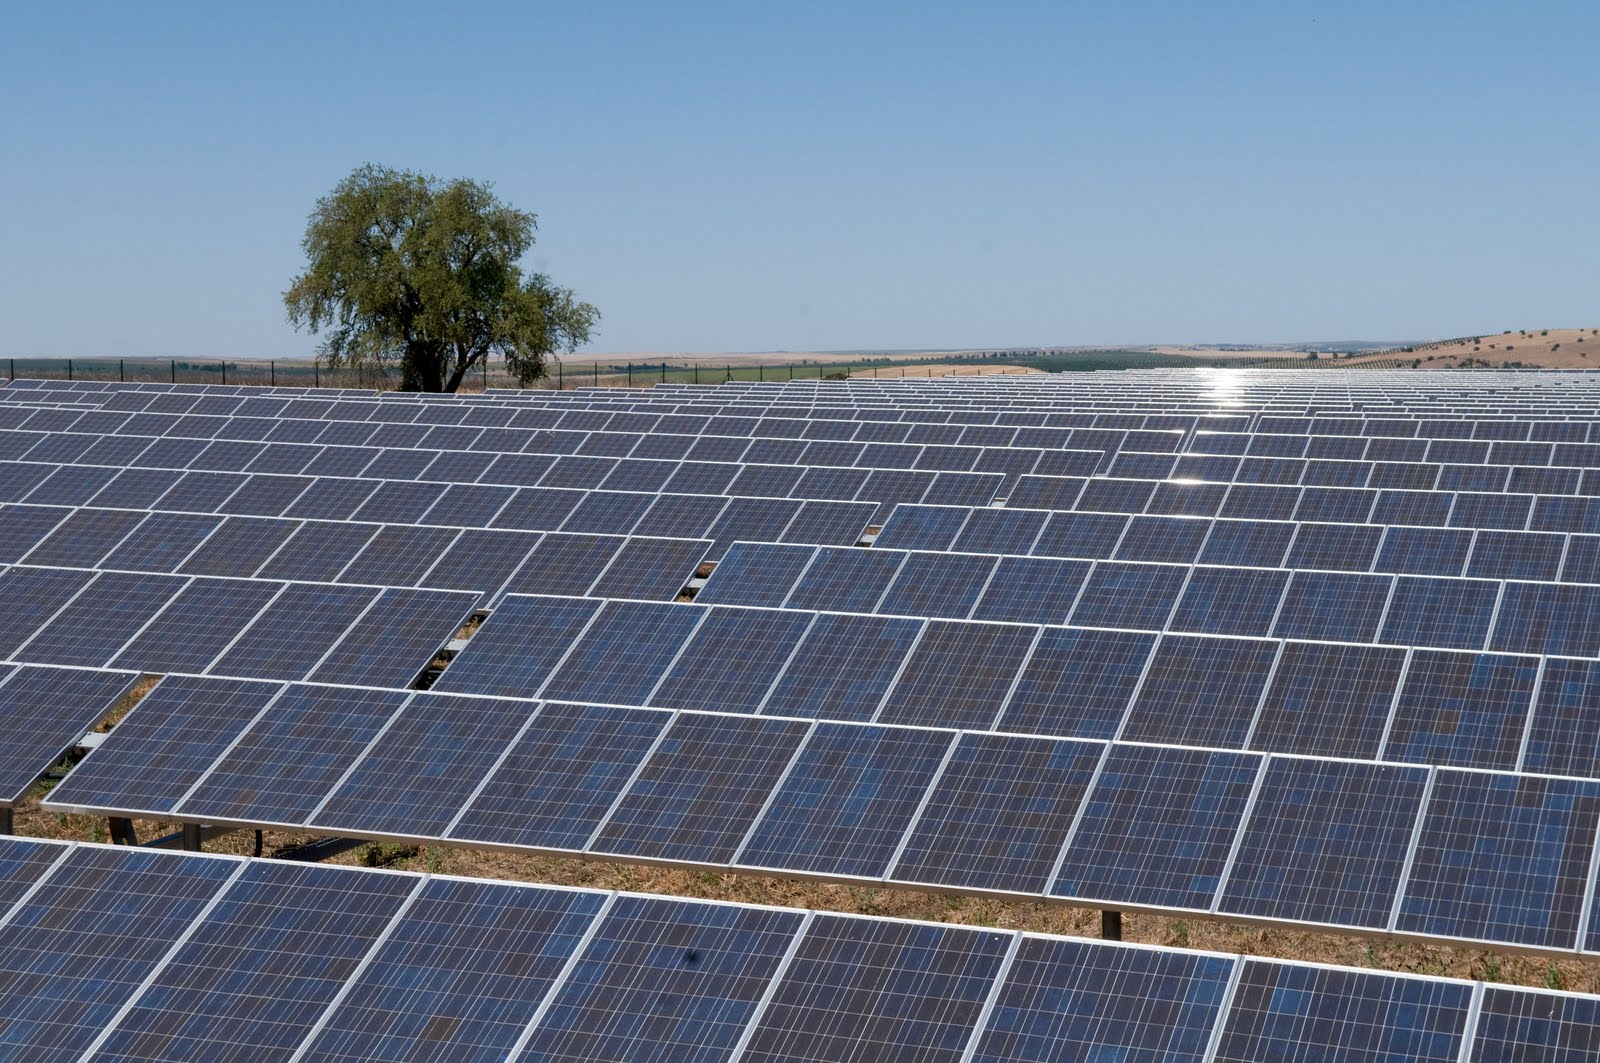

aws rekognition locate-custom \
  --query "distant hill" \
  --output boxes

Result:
[1364,328,1600,369]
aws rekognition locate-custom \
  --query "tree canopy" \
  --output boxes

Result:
[284,165,598,392]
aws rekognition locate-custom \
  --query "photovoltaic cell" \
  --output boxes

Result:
[0,666,137,804]
[968,556,1090,625]
[783,545,905,612]
[430,594,599,698]
[1052,745,1260,910]
[451,702,670,850]
[19,570,187,667]
[21,507,145,567]
[693,542,814,608]
[1398,771,1600,950]
[1120,635,1279,748]
[176,685,411,825]
[295,878,606,1063]
[46,675,282,815]
[1168,566,1288,639]
[998,627,1155,739]
[1271,571,1391,642]
[1032,511,1127,561]
[0,846,240,1061]
[1218,758,1428,929]
[538,600,705,705]
[338,524,461,587]
[177,516,299,577]
[873,504,968,551]
[951,507,1048,555]
[1384,651,1538,771]
[312,691,535,837]
[521,895,802,1061]
[1524,658,1600,779]
[970,937,1233,1063]
[649,606,815,713]
[1199,518,1293,567]
[1248,642,1407,758]
[875,552,998,619]
[106,511,222,572]
[1471,987,1600,1060]
[760,613,923,721]
[1212,961,1471,1062]
[309,587,478,687]
[592,713,810,863]
[0,566,97,659]
[207,582,378,681]
[893,733,1101,894]
[253,520,380,582]
[1491,583,1600,657]
[739,723,954,877]
[89,861,417,1060]
[1113,515,1211,564]
[876,620,1037,730]
[1067,562,1187,631]
[0,504,71,562]
[741,916,1011,1063]
[586,536,712,600]
[778,498,875,546]
[1379,576,1500,650]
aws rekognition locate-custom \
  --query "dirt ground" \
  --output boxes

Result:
[14,782,1600,993]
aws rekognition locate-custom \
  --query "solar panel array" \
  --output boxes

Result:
[0,836,1597,1061]
[11,370,1600,1050]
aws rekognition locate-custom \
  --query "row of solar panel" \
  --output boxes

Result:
[2,487,851,581]
[5,838,1596,1062]
[25,371,1600,434]
[0,443,999,520]
[0,564,477,689]
[42,679,1600,955]
[702,540,1600,656]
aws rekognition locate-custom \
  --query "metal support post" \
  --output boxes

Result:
[109,817,138,845]
[0,806,11,835]
[171,359,176,383]
[270,360,275,386]
[120,358,125,382]
[182,823,204,851]
[67,358,73,381]
[1101,910,1122,941]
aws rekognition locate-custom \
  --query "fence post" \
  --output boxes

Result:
[119,358,124,382]
[67,358,73,381]
[694,364,698,384]
[789,364,793,380]
[314,360,319,387]
[7,359,12,381]
[758,364,762,382]
[627,363,633,386]
[558,361,563,389]
[171,359,176,384]
[593,362,598,386]
[270,360,275,386]
[221,362,226,385]
[483,356,488,391]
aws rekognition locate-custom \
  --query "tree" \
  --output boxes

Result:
[284,165,598,392]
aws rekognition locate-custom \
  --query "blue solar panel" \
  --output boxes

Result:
[1491,582,1600,657]
[783,545,905,612]
[760,613,923,721]
[1467,530,1566,581]
[208,582,379,681]
[1471,986,1600,1059]
[739,723,954,877]
[1114,515,1211,564]
[998,627,1155,739]
[1399,771,1600,950]
[90,861,417,1060]
[1212,960,1471,1062]
[312,691,535,837]
[1218,758,1428,929]
[874,504,969,551]
[415,527,541,604]
[877,620,1038,730]
[951,507,1048,554]
[1378,576,1499,650]
[538,600,705,705]
[1068,562,1187,630]
[1031,511,1127,560]
[556,488,652,535]
[522,895,803,1060]
[431,594,600,698]
[0,845,240,1061]
[497,532,625,596]
[592,712,811,864]
[105,511,222,572]
[489,486,587,530]
[649,606,816,713]
[1168,565,1288,638]
[296,877,607,1063]
[177,516,300,578]
[693,542,814,608]
[1384,650,1538,770]
[0,666,137,804]
[970,937,1233,1063]
[175,685,410,825]
[22,507,145,567]
[1199,518,1293,567]
[876,552,998,619]
[586,536,712,600]
[281,477,380,520]
[0,505,72,563]
[1120,635,1280,748]
[892,733,1101,893]
[338,524,461,586]
[1525,657,1600,779]
[778,498,875,546]
[1271,571,1391,642]
[16,569,184,667]
[740,915,1012,1062]
[1285,521,1383,571]
[1052,745,1260,910]
[968,556,1091,626]
[1248,642,1408,758]
[47,675,282,815]
[252,519,380,581]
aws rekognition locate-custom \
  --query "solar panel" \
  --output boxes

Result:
[312,691,535,837]
[873,504,968,551]
[519,895,802,1061]
[998,627,1155,739]
[586,536,711,600]
[1285,521,1383,571]
[0,845,240,1060]
[1052,745,1260,910]
[84,467,183,509]
[876,552,998,619]
[338,524,462,587]
[1398,771,1600,950]
[105,511,222,572]
[1271,570,1390,642]
[1384,650,1538,770]
[22,465,120,506]
[1114,515,1211,564]
[783,545,905,612]
[281,476,381,520]
[537,600,705,705]
[1031,510,1126,560]
[309,587,477,688]
[1247,642,1407,757]
[17,570,186,667]
[207,582,379,681]
[1471,986,1600,1060]
[737,722,954,877]
[969,936,1232,1063]
[295,877,607,1062]
[175,685,412,825]
[693,542,814,607]
[950,506,1048,554]
[649,606,816,713]
[1212,960,1472,1062]
[1491,582,1600,657]
[1218,757,1428,929]
[46,675,283,815]
[252,519,380,581]
[153,470,249,512]
[0,566,97,658]
[0,505,71,562]
[1067,562,1187,630]
[177,515,300,577]
[21,507,145,567]
[739,915,1012,1062]
[88,861,418,1060]
[592,712,811,863]
[0,666,136,804]
[777,498,875,546]
[1198,517,1293,567]
[892,733,1101,893]
[759,613,924,721]
[876,619,1038,730]
[1119,635,1280,748]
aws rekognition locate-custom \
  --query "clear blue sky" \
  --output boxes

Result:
[3,2,1595,358]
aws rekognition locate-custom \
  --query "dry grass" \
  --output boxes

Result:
[13,785,1600,993]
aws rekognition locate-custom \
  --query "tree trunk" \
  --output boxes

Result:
[401,340,446,392]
